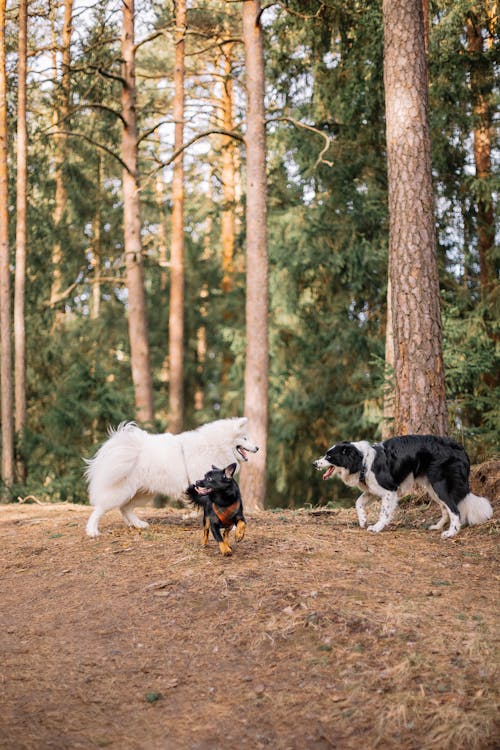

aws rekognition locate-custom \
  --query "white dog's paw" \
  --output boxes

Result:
[440,529,457,539]
[367,523,383,533]
[428,523,442,531]
[358,518,367,529]
[86,528,99,539]
[133,519,149,529]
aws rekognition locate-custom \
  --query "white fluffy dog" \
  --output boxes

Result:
[85,417,258,537]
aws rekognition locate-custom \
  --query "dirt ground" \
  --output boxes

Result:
[1,474,499,750]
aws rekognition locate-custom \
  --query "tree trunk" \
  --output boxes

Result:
[168,0,186,434]
[239,0,269,511]
[50,0,73,325]
[0,0,14,489]
[14,0,27,481]
[466,14,495,295]
[121,0,154,423]
[90,156,102,321]
[221,44,236,293]
[383,0,448,435]
[381,277,394,440]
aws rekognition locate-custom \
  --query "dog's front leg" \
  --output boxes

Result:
[367,492,398,533]
[355,493,370,528]
[210,521,232,556]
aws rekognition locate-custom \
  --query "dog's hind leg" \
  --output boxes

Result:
[235,519,246,542]
[367,492,398,533]
[427,479,461,539]
[202,516,210,546]
[429,501,449,531]
[120,494,150,530]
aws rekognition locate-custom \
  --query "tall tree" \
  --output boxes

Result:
[240,0,269,511]
[383,0,448,435]
[49,0,73,321]
[0,0,14,489]
[168,0,186,433]
[14,0,28,481]
[466,9,496,294]
[220,43,236,294]
[121,0,154,423]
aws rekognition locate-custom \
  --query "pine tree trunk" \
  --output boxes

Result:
[0,0,14,489]
[381,277,394,440]
[90,156,102,321]
[466,15,495,295]
[383,0,448,435]
[221,44,236,293]
[121,0,154,423]
[49,0,73,324]
[14,0,27,481]
[239,0,269,511]
[168,0,186,434]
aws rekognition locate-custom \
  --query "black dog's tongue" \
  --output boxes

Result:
[195,486,211,495]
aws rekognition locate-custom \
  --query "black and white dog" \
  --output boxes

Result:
[313,435,493,538]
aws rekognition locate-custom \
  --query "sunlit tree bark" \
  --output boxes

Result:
[90,156,102,321]
[466,11,495,295]
[383,0,447,435]
[121,0,154,423]
[0,0,14,489]
[14,0,28,481]
[221,43,236,294]
[49,0,73,324]
[168,0,186,433]
[240,0,269,511]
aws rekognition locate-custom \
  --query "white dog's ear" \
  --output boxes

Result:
[238,417,248,426]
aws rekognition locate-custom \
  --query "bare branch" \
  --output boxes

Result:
[268,116,334,169]
[49,131,132,174]
[142,128,244,186]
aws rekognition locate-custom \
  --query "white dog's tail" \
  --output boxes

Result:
[458,493,493,526]
[84,422,144,499]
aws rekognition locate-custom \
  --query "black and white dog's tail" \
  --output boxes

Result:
[458,493,493,526]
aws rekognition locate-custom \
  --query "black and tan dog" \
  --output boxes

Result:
[185,463,246,556]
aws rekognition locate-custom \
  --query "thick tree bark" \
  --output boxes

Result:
[14,0,28,481]
[239,0,269,511]
[0,0,14,489]
[49,0,73,324]
[121,0,154,423]
[383,0,448,435]
[168,0,186,433]
[466,14,495,295]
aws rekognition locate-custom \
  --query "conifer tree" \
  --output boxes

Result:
[240,0,269,511]
[383,0,448,434]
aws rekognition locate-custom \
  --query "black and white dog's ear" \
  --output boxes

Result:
[224,463,237,478]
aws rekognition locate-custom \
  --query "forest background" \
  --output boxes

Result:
[0,0,498,508]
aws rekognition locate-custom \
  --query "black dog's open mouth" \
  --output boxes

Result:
[236,446,248,461]
[195,485,212,495]
[322,466,335,480]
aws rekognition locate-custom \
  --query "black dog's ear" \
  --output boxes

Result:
[224,463,237,479]
[211,464,220,471]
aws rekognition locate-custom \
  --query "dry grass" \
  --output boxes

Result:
[0,494,498,750]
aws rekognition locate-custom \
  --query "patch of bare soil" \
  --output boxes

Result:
[1,490,499,750]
